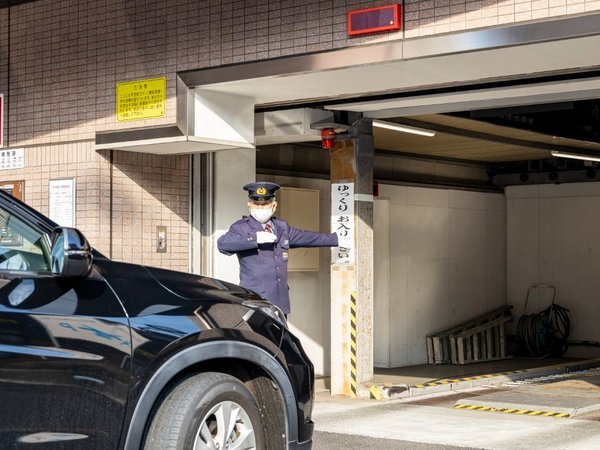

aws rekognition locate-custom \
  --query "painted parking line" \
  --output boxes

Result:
[454,403,570,418]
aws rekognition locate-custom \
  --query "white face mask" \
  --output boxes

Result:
[250,207,273,224]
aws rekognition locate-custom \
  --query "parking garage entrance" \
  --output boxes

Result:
[183,13,600,397]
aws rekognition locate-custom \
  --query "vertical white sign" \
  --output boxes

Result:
[331,182,355,264]
[49,178,75,227]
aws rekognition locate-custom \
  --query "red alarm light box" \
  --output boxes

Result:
[347,4,402,37]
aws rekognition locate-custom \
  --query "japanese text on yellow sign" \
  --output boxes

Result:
[116,77,166,122]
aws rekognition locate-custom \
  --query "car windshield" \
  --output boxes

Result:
[0,206,51,272]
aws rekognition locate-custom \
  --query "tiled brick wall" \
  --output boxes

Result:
[0,8,7,147]
[403,0,600,37]
[109,150,189,272]
[1,2,191,270]
[0,142,189,271]
[5,0,599,147]
[1,0,598,272]
[0,141,111,249]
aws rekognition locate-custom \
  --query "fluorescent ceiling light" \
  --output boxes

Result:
[372,119,436,137]
[551,151,600,162]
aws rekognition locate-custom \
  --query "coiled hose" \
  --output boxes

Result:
[516,301,571,357]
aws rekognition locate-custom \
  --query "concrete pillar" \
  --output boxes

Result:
[330,119,374,397]
[189,88,256,279]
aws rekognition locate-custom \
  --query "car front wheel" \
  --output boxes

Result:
[144,372,266,450]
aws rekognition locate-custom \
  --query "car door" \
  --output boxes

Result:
[0,204,132,448]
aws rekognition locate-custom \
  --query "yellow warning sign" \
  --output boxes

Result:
[116,77,166,122]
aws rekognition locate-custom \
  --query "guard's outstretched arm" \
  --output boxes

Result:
[288,226,339,248]
[217,226,258,255]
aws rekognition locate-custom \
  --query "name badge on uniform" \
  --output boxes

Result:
[284,239,289,246]
[282,252,289,261]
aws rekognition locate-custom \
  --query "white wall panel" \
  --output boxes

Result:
[448,208,487,323]
[507,183,600,350]
[487,193,507,211]
[212,148,256,283]
[389,251,410,366]
[486,209,508,308]
[388,202,410,366]
[378,184,507,367]
[403,185,449,208]
[374,199,390,367]
[405,255,451,364]
[449,189,489,210]
[507,195,540,317]
[404,204,450,256]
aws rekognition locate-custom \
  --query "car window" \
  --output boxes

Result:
[0,206,51,273]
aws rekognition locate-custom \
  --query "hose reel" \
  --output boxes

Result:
[516,285,571,357]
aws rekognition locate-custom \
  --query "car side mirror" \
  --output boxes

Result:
[51,227,93,277]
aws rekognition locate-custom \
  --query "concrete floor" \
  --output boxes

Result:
[313,357,600,449]
[312,389,600,449]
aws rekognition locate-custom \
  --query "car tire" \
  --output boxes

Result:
[143,372,267,450]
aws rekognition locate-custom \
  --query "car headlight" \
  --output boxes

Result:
[242,300,288,329]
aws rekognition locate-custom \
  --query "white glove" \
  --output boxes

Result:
[256,231,277,244]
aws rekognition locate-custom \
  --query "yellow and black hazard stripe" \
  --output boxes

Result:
[350,291,357,398]
[454,404,570,418]
[413,369,532,389]
[414,374,495,388]
[369,385,382,400]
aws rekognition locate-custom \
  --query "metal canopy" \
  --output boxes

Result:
[178,13,600,165]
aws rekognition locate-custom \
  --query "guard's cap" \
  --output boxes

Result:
[243,181,280,202]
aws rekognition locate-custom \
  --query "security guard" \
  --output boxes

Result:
[217,181,338,315]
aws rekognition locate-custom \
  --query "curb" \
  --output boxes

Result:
[365,357,600,401]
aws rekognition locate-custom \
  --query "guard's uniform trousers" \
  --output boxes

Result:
[217,215,338,314]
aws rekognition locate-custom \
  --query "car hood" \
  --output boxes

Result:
[94,258,264,317]
[143,265,262,303]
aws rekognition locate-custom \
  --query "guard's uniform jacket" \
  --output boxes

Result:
[217,215,338,314]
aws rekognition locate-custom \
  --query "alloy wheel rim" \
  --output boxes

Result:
[193,400,256,450]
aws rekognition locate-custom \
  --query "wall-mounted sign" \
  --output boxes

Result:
[0,180,23,200]
[0,180,24,246]
[0,93,3,148]
[116,76,166,122]
[49,178,75,227]
[331,182,355,264]
[0,148,24,170]
[347,4,402,37]
[156,225,167,253]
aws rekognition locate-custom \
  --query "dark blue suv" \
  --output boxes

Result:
[0,189,314,449]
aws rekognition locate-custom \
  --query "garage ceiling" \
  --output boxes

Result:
[376,106,600,163]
